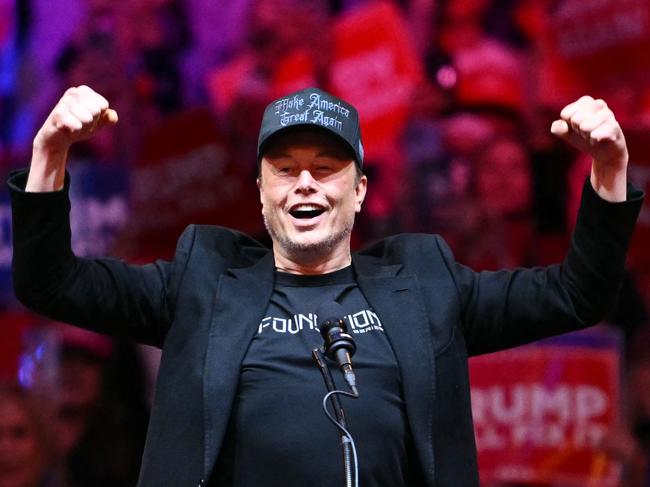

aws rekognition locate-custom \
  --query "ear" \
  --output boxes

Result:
[258,182,266,213]
[354,175,368,213]
[257,174,264,196]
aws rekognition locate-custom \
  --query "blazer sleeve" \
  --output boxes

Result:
[8,169,191,348]
[441,179,644,356]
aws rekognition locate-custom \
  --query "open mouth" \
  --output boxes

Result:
[289,204,326,219]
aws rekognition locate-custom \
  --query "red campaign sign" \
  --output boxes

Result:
[205,54,257,116]
[543,0,650,95]
[469,343,621,486]
[128,109,261,259]
[329,1,422,159]
[205,49,317,117]
[270,48,319,99]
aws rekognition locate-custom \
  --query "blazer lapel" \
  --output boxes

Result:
[201,253,437,481]
[202,252,275,479]
[353,255,436,481]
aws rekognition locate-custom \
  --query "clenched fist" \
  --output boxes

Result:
[551,96,628,202]
[34,85,118,153]
[28,86,118,192]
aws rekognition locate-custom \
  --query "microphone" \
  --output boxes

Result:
[317,301,358,395]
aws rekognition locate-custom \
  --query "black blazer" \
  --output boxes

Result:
[8,170,643,487]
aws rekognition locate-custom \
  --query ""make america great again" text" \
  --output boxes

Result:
[274,92,351,132]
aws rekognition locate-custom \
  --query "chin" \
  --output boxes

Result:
[264,214,354,256]
[274,230,351,257]
[284,235,334,254]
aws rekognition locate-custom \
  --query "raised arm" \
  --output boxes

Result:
[457,96,643,355]
[10,86,178,347]
[26,85,118,192]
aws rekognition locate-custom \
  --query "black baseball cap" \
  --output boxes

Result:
[257,87,364,168]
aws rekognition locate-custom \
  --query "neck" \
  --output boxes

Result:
[273,246,352,275]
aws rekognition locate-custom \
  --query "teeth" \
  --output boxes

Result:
[293,204,323,211]
[290,203,326,219]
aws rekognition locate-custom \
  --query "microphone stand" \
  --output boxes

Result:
[312,348,355,487]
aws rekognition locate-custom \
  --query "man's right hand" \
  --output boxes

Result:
[27,85,118,192]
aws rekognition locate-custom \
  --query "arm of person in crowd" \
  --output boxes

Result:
[550,95,628,202]
[26,85,118,192]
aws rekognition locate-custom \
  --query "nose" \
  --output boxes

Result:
[295,169,317,193]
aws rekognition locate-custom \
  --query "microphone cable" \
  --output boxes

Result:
[313,347,360,487]
[322,389,360,487]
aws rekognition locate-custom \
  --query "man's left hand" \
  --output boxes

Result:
[551,96,628,202]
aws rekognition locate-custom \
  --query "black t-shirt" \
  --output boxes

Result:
[211,266,424,486]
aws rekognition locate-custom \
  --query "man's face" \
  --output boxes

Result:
[258,129,367,259]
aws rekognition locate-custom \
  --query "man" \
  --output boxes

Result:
[9,85,643,486]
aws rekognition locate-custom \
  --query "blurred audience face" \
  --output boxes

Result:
[475,138,532,216]
[0,387,49,487]
[443,112,497,158]
[54,350,106,455]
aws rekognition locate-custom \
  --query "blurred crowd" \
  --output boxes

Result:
[1,0,649,486]
[0,326,149,487]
